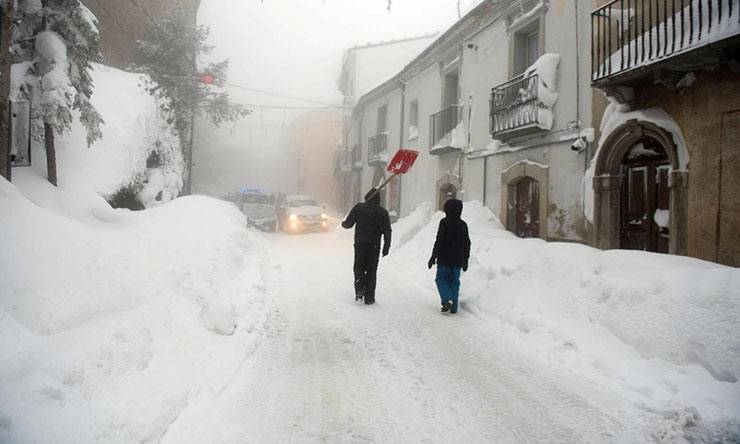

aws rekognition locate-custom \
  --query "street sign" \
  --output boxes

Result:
[10,100,31,167]
[387,149,418,174]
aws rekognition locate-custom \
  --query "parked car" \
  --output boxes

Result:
[277,195,329,234]
[238,189,277,232]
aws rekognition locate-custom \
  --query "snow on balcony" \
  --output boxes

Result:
[429,105,463,153]
[592,0,740,83]
[490,53,560,139]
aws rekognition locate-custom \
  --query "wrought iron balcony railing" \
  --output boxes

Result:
[429,104,463,149]
[592,0,739,83]
[367,133,388,165]
[490,73,545,137]
[351,144,363,170]
[339,150,353,174]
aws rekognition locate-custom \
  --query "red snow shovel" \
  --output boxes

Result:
[366,149,419,201]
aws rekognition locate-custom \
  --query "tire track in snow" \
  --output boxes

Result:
[164,230,645,443]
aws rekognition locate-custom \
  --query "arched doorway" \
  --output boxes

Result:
[507,176,540,238]
[593,119,688,255]
[620,139,671,253]
[500,160,549,239]
[438,183,457,210]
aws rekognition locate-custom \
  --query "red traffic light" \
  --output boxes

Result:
[200,73,215,85]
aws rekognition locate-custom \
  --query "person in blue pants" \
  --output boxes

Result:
[427,199,471,313]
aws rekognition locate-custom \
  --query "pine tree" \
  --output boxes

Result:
[135,11,248,195]
[12,0,104,186]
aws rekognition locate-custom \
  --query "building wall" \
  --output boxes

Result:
[348,0,595,241]
[353,37,436,101]
[83,0,201,69]
[471,0,594,241]
[288,111,343,208]
[400,63,442,215]
[631,66,740,265]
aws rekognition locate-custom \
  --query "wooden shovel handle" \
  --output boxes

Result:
[366,172,399,201]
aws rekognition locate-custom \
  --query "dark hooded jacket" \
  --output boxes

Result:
[431,199,471,268]
[342,188,392,251]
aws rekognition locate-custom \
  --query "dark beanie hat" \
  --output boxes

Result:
[365,188,380,205]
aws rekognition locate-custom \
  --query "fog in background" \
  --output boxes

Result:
[192,0,484,200]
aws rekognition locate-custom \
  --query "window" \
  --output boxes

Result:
[512,22,541,76]
[377,105,387,134]
[408,100,419,140]
[526,30,540,68]
[443,71,460,107]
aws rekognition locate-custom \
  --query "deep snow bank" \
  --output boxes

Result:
[0,178,271,442]
[390,201,740,439]
[13,63,183,212]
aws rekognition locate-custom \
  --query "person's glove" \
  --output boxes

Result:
[462,260,468,272]
[427,256,436,269]
[382,245,390,257]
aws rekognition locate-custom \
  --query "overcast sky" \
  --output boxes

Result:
[198,0,484,107]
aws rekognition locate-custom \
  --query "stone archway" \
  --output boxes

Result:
[501,160,549,239]
[593,119,688,255]
[436,172,461,210]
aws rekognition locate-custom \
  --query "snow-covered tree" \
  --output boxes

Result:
[12,0,104,186]
[135,11,248,195]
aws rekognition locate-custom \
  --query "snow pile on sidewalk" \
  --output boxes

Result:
[390,201,740,441]
[0,177,272,442]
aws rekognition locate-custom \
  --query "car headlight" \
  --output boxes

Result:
[289,214,298,222]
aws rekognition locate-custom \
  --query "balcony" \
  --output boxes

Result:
[591,0,740,87]
[429,104,463,154]
[351,144,363,171]
[338,150,353,175]
[367,133,388,165]
[490,73,549,140]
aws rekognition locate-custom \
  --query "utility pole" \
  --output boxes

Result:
[0,0,14,181]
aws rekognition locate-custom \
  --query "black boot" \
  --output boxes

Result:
[441,301,451,312]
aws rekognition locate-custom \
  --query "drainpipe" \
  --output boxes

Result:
[396,82,407,217]
[483,155,488,208]
[575,0,588,171]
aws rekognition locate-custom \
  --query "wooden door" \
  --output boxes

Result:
[620,140,670,253]
[508,177,539,238]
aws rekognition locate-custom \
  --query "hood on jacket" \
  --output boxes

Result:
[365,188,380,205]
[443,198,463,219]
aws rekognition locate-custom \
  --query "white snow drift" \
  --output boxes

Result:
[0,177,272,442]
[389,201,740,441]
[12,63,183,211]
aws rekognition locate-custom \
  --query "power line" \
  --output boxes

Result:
[224,81,341,107]
[126,0,163,34]
[90,0,141,45]
[233,102,344,110]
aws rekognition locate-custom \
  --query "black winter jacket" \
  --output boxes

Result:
[431,199,471,268]
[342,189,392,251]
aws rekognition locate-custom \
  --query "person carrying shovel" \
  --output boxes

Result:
[341,188,391,305]
[342,149,418,305]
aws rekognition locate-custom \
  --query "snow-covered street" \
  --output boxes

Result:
[2,176,739,442]
[2,0,740,442]
[163,230,641,442]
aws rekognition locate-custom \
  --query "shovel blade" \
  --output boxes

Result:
[387,149,419,174]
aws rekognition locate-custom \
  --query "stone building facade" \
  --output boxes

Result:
[590,0,740,266]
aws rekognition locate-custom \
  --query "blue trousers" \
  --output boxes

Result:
[435,265,461,312]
